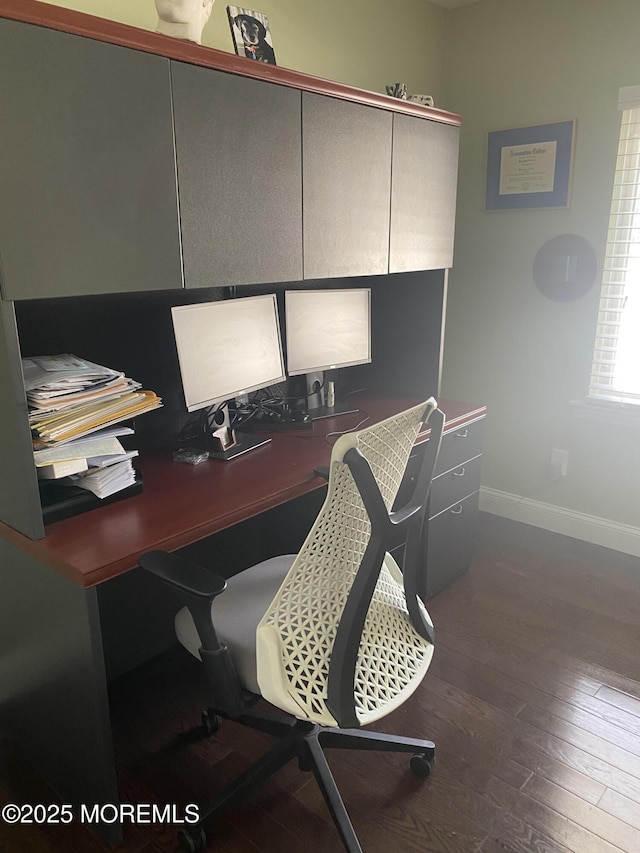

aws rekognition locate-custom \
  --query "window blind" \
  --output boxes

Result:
[589,86,640,404]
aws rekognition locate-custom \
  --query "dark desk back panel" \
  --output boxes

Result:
[367,270,445,399]
[15,288,224,453]
[14,270,445,454]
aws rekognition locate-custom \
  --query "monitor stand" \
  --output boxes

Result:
[206,404,271,460]
[307,401,359,421]
[208,431,270,460]
[303,371,359,421]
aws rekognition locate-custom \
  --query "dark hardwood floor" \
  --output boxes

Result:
[2,512,640,852]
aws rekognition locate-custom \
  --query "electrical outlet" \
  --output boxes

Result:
[550,448,569,480]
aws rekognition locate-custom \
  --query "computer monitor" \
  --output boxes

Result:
[285,288,371,418]
[171,294,286,458]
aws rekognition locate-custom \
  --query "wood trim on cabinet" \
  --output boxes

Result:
[0,0,460,127]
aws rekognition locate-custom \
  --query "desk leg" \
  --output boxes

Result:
[0,540,122,846]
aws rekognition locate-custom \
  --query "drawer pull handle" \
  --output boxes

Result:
[453,467,466,477]
[456,429,469,438]
[450,505,464,515]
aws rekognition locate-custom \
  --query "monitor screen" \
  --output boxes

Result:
[285,288,371,376]
[171,294,286,412]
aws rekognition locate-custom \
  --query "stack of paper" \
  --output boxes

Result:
[63,458,138,499]
[25,354,161,501]
[23,354,162,447]
[34,429,137,473]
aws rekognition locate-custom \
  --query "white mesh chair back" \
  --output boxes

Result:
[256,400,437,728]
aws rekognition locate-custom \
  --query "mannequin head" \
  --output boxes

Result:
[155,0,215,45]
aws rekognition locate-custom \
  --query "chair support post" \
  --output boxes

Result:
[200,645,246,718]
[402,407,443,643]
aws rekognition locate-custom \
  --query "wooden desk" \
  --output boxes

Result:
[0,398,482,588]
[0,397,483,845]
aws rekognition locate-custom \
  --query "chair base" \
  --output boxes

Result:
[180,706,435,853]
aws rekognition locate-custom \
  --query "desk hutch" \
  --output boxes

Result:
[0,0,486,843]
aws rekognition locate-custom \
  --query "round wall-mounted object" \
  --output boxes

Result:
[533,234,598,302]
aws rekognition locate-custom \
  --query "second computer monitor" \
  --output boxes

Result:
[285,288,371,417]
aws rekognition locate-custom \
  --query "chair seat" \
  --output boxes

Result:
[176,551,434,729]
[175,554,295,695]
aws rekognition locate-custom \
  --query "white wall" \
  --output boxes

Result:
[441,0,640,545]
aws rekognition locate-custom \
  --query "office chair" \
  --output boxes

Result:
[139,399,444,852]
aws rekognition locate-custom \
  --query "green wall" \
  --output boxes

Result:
[42,0,448,101]
[441,0,640,529]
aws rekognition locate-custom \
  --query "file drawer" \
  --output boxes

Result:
[435,416,484,476]
[426,491,480,599]
[392,408,485,600]
[429,453,482,519]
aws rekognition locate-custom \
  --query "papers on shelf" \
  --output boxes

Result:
[62,458,138,499]
[25,354,160,502]
[86,449,139,468]
[30,390,162,445]
[37,458,89,480]
[33,430,138,481]
[22,354,123,394]
[33,436,127,466]
[28,378,140,413]
[23,354,162,446]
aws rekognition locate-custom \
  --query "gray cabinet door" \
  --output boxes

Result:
[0,303,43,538]
[171,62,302,288]
[390,115,459,273]
[302,93,392,280]
[0,20,182,300]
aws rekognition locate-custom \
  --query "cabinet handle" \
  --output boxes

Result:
[456,429,469,438]
[450,505,463,515]
[452,467,466,477]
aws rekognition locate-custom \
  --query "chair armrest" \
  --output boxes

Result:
[139,550,227,599]
[140,550,249,717]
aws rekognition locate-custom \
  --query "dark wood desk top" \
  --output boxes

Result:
[0,398,485,589]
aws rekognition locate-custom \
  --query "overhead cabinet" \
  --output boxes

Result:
[0,19,182,300]
[0,16,460,299]
[390,115,460,273]
[302,92,393,280]
[301,95,459,279]
[171,62,303,288]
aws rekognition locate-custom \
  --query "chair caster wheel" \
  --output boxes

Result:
[202,709,222,735]
[178,826,206,852]
[410,753,435,778]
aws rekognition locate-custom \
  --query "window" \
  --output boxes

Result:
[588,85,640,406]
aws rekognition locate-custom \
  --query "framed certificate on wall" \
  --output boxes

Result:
[486,120,575,210]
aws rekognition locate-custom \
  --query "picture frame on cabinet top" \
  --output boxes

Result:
[227,6,276,64]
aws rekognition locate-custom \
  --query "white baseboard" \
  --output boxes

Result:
[479,487,640,558]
